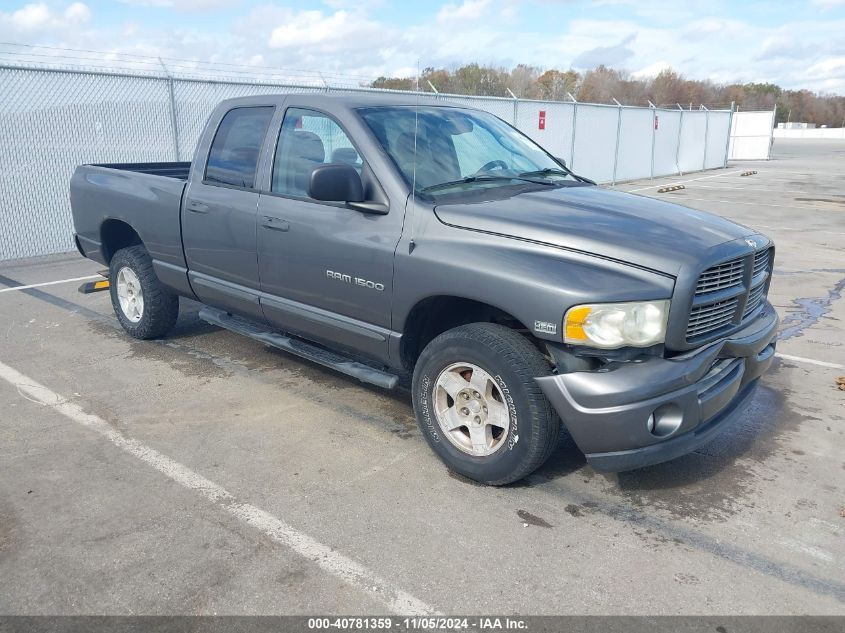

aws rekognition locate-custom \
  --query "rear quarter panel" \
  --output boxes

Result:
[70,165,188,275]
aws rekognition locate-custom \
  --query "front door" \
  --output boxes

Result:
[256,107,400,362]
[182,105,274,319]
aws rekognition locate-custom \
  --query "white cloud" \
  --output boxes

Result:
[117,0,235,10]
[391,66,417,78]
[536,15,845,93]
[269,10,383,50]
[1,2,844,94]
[11,3,51,30]
[571,32,637,69]
[806,55,845,82]
[632,60,671,78]
[812,0,845,9]
[64,2,90,23]
[436,0,490,22]
[232,6,398,77]
[2,2,91,32]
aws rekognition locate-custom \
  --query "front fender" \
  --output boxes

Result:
[392,226,675,343]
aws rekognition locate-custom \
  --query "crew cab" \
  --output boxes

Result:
[70,94,778,484]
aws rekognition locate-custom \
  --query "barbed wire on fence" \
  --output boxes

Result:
[0,42,384,88]
[0,54,745,260]
[0,42,739,110]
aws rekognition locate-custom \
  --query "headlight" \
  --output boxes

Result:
[564,300,670,349]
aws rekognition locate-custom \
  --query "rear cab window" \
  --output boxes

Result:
[205,106,274,188]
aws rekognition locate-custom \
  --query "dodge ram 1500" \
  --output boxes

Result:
[70,93,778,484]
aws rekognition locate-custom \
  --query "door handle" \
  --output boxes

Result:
[187,201,209,214]
[262,216,290,232]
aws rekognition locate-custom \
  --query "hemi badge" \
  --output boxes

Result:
[534,320,558,335]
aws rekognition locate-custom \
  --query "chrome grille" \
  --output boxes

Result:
[695,258,744,295]
[752,248,771,278]
[686,298,738,338]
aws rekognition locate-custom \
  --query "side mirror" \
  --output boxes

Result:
[555,157,567,168]
[309,163,364,203]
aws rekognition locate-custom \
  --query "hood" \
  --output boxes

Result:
[434,186,755,276]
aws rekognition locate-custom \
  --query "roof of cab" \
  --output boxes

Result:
[215,92,479,111]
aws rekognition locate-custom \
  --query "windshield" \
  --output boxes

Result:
[357,106,576,194]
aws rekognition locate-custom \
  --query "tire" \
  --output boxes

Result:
[109,245,179,339]
[412,323,560,485]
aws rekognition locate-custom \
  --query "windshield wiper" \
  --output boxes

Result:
[420,175,553,193]
[519,167,595,185]
[518,168,569,178]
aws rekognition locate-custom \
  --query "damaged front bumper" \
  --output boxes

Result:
[536,302,779,472]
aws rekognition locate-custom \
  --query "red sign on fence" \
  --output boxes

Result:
[538,110,546,130]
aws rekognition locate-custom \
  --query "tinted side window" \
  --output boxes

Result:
[205,106,274,188]
[272,108,363,197]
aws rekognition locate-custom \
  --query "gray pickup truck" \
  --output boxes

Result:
[70,93,778,484]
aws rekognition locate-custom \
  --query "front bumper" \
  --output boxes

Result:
[536,302,779,472]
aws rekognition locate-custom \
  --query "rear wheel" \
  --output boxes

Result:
[109,245,179,339]
[412,323,560,485]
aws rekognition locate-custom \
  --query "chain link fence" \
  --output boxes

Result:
[0,63,736,261]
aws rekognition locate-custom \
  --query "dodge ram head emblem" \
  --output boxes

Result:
[745,239,758,249]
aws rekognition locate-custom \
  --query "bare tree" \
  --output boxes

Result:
[369,63,845,126]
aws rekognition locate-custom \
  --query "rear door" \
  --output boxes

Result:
[182,105,275,319]
[256,106,400,362]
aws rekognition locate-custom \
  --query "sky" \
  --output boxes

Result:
[0,0,844,93]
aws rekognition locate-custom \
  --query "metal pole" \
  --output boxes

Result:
[567,92,577,168]
[649,102,656,180]
[507,88,518,125]
[701,105,710,171]
[767,104,777,160]
[676,103,684,175]
[612,99,622,185]
[159,57,180,162]
[723,101,734,168]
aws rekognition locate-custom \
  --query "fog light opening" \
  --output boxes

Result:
[649,403,683,438]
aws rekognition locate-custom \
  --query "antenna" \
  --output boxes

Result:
[412,58,420,197]
[408,58,421,253]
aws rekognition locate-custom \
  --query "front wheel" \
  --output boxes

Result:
[411,323,560,485]
[109,245,179,339]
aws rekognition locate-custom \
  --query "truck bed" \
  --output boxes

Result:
[70,162,190,275]
[90,162,191,180]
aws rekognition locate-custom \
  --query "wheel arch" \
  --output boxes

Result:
[399,295,535,371]
[100,219,143,264]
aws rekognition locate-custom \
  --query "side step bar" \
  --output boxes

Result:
[198,306,399,390]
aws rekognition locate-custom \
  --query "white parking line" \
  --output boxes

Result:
[624,169,748,193]
[753,225,845,236]
[0,275,100,293]
[775,353,844,371]
[684,184,813,195]
[779,538,834,563]
[675,196,803,209]
[0,359,437,616]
